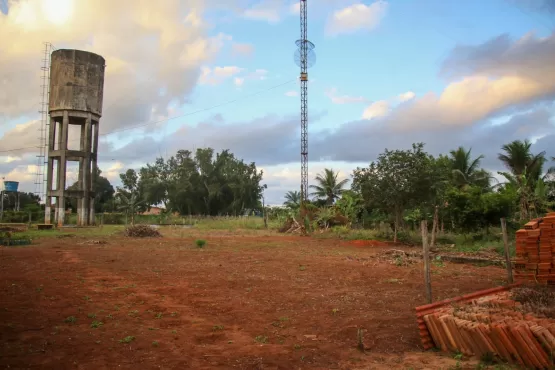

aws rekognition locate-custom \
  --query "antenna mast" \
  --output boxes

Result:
[294,0,316,215]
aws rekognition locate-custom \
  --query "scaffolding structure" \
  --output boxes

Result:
[35,42,54,201]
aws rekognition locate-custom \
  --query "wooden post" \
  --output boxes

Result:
[431,205,439,249]
[421,220,432,304]
[500,218,513,284]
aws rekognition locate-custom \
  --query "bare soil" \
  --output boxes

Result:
[0,231,509,369]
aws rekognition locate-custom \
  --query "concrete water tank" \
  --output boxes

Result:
[49,49,105,116]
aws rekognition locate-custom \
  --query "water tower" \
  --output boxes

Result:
[0,180,20,219]
[45,49,105,226]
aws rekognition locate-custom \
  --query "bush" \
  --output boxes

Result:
[195,239,206,248]
[123,225,162,238]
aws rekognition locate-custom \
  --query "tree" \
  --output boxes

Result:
[309,169,349,206]
[120,148,265,216]
[283,191,301,209]
[352,143,437,242]
[67,166,115,213]
[497,139,550,220]
[1,192,41,212]
[448,146,491,189]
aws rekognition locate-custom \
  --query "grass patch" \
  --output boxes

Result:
[14,225,123,240]
[254,335,268,344]
[119,336,135,343]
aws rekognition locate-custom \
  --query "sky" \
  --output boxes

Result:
[1,0,555,206]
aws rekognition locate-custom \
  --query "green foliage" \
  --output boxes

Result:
[334,190,366,224]
[67,166,115,213]
[117,148,265,217]
[195,239,206,248]
[309,168,349,205]
[352,143,438,239]
[0,192,41,213]
[283,191,300,209]
[445,186,517,232]
[349,141,547,235]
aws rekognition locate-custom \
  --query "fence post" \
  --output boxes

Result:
[421,220,432,304]
[500,218,513,284]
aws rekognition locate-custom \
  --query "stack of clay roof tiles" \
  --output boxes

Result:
[514,213,555,285]
[416,287,555,369]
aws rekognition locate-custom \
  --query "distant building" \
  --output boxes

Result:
[142,206,165,215]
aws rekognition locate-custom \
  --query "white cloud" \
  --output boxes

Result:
[285,91,298,97]
[234,77,244,87]
[362,100,389,120]
[398,91,416,102]
[0,0,228,134]
[326,1,388,36]
[199,65,244,85]
[243,0,284,23]
[290,2,300,14]
[325,87,369,104]
[231,42,254,56]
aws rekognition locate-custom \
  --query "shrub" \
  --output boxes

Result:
[195,239,206,248]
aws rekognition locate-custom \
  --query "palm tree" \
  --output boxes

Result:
[309,169,349,206]
[497,139,549,220]
[449,146,490,188]
[283,190,301,209]
[498,139,546,180]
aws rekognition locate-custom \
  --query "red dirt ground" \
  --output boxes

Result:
[0,232,509,369]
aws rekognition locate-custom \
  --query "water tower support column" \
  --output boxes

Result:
[56,111,69,226]
[89,120,99,225]
[45,117,55,224]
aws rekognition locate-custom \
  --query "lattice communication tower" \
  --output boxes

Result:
[294,0,316,210]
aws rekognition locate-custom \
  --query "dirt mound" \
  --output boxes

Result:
[123,225,162,238]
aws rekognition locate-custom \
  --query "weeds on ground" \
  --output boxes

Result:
[195,239,206,248]
[119,336,135,343]
[90,321,103,328]
[212,325,224,331]
[64,316,77,324]
[254,335,268,344]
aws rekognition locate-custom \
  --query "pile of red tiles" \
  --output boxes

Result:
[417,290,555,368]
[514,214,555,285]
